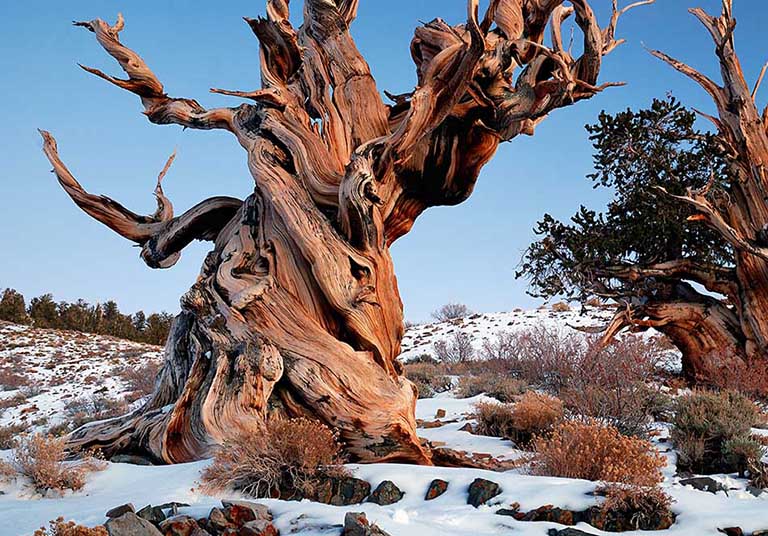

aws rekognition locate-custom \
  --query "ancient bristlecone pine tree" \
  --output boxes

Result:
[41,0,645,464]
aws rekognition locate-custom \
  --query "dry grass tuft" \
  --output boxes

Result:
[0,434,105,494]
[33,518,107,536]
[201,416,349,499]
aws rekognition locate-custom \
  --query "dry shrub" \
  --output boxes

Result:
[118,360,160,400]
[34,518,107,536]
[0,434,104,494]
[530,419,665,486]
[559,336,670,437]
[672,390,760,473]
[598,484,674,531]
[509,392,564,444]
[0,392,27,411]
[748,458,768,490]
[404,362,452,399]
[457,374,528,402]
[723,437,765,477]
[201,417,348,499]
[0,368,27,390]
[475,393,563,445]
[474,402,516,439]
[0,423,28,449]
[433,331,474,364]
[431,303,472,321]
[700,354,768,401]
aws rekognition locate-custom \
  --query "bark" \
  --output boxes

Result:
[42,1,641,463]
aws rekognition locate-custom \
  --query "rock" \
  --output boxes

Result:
[221,499,271,526]
[521,505,576,525]
[159,515,209,536]
[107,504,136,519]
[717,528,744,536]
[747,485,766,497]
[314,476,371,505]
[137,505,167,525]
[679,476,728,494]
[547,529,597,536]
[207,507,235,533]
[752,530,768,536]
[458,423,474,433]
[157,502,190,517]
[240,519,279,536]
[467,478,502,507]
[105,512,163,536]
[221,500,271,520]
[368,480,404,505]
[424,479,449,500]
[435,408,446,418]
[342,512,390,536]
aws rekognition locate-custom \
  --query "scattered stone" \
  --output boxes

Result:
[424,479,449,500]
[418,419,446,429]
[221,499,271,525]
[159,515,208,536]
[105,512,163,536]
[679,476,728,494]
[342,512,390,536]
[240,519,279,536]
[314,476,371,505]
[752,530,768,536]
[207,507,235,533]
[368,480,404,505]
[458,423,474,433]
[718,528,744,536]
[435,408,446,418]
[137,505,167,525]
[467,478,502,507]
[106,503,136,519]
[521,505,576,525]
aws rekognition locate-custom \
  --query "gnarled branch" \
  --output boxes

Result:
[74,14,236,132]
[40,130,242,268]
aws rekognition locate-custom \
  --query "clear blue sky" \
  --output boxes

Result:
[1,1,767,322]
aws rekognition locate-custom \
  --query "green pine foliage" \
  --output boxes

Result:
[0,287,172,345]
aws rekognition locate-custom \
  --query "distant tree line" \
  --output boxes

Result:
[0,287,173,345]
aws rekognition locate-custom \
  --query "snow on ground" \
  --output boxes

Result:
[0,314,765,535]
[0,392,766,535]
[400,305,669,361]
[0,321,162,432]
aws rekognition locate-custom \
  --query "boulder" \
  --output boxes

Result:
[717,529,743,536]
[424,479,449,500]
[105,512,163,536]
[240,519,279,536]
[206,507,235,533]
[314,476,371,505]
[137,505,167,525]
[521,505,576,525]
[368,481,404,505]
[467,478,501,507]
[106,504,136,519]
[159,515,209,536]
[435,409,446,419]
[679,476,728,494]
[342,512,390,536]
[221,500,271,521]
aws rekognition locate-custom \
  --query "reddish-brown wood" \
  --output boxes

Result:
[42,1,644,464]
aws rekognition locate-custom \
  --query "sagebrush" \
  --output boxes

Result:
[201,417,348,499]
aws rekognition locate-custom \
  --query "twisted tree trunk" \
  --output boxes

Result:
[42,0,641,463]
